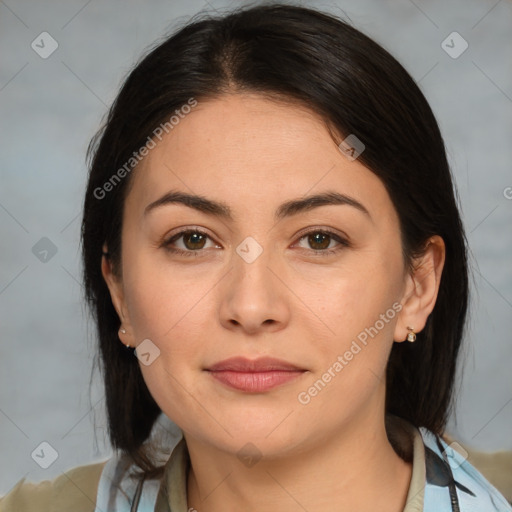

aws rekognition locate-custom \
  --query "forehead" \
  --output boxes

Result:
[126,93,393,221]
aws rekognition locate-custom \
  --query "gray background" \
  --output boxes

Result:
[1,0,511,495]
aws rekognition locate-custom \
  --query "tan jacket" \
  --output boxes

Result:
[0,461,106,512]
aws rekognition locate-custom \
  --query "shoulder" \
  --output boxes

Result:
[443,431,512,505]
[0,460,107,512]
[419,428,512,511]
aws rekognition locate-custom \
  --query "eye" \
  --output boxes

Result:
[161,227,350,258]
[162,229,219,256]
[294,229,350,256]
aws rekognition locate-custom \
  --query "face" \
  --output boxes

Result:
[103,93,433,458]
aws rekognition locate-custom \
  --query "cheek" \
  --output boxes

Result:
[123,258,212,427]
[295,252,403,413]
[121,246,213,343]
[304,252,402,339]
[297,273,400,421]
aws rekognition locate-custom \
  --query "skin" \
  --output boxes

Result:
[102,93,445,512]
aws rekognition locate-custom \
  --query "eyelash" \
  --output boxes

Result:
[161,228,350,258]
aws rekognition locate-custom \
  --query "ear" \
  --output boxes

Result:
[394,235,446,342]
[101,243,136,348]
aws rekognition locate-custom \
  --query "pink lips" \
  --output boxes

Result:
[206,356,306,392]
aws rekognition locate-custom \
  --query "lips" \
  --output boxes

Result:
[205,357,307,392]
[206,356,304,372]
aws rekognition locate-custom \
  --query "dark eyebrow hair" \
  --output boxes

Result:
[144,190,371,221]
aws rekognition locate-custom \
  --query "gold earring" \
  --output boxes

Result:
[406,326,416,342]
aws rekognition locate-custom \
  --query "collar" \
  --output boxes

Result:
[153,414,426,512]
[96,415,511,511]
[154,437,188,512]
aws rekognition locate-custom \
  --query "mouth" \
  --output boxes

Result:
[205,356,307,392]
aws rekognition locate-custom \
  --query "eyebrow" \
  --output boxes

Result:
[144,189,372,222]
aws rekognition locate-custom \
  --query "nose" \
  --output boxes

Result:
[218,241,290,335]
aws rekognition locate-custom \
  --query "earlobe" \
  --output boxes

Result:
[394,235,445,342]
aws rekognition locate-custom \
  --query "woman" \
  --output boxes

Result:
[2,3,510,511]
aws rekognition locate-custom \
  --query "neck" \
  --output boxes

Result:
[185,410,412,512]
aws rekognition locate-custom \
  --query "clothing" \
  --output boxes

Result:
[1,417,510,511]
[442,432,512,504]
[0,459,105,512]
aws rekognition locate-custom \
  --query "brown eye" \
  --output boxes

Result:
[182,231,207,250]
[294,229,350,256]
[307,232,332,250]
[162,229,218,256]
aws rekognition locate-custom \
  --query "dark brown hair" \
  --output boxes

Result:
[82,2,469,477]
